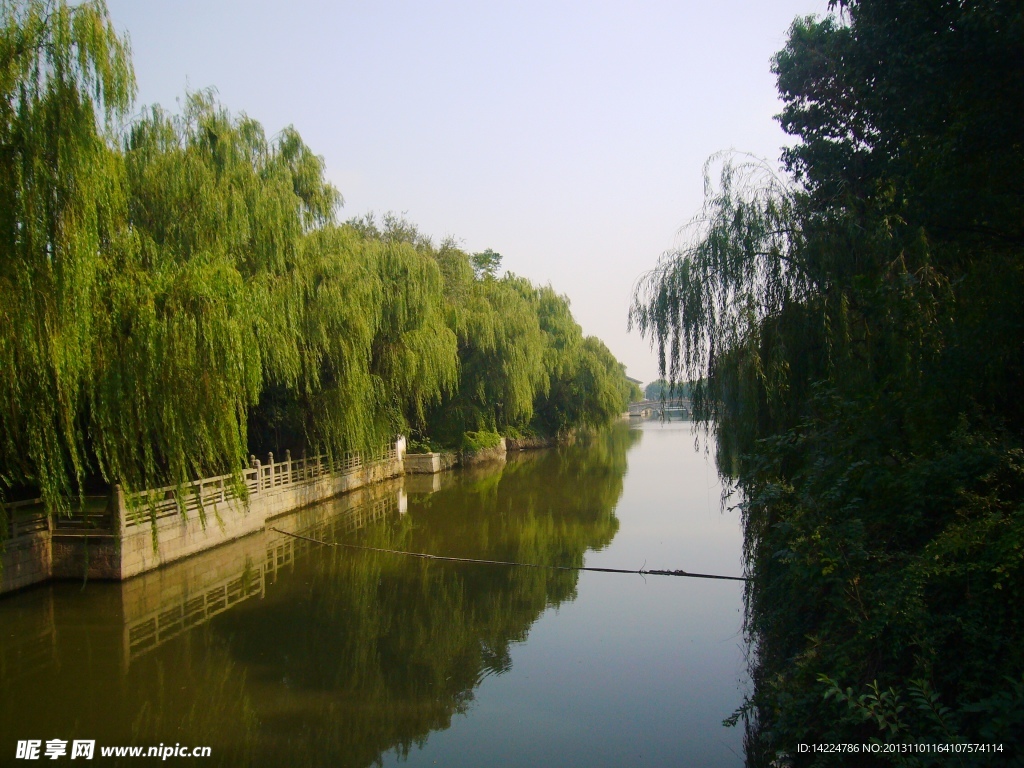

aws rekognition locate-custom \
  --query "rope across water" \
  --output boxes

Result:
[269,527,748,582]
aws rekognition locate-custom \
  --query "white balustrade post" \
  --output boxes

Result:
[268,452,275,488]
[253,459,262,493]
[112,484,127,537]
[285,449,292,486]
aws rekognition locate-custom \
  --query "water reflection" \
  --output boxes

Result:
[0,425,641,766]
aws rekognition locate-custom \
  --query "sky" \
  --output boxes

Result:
[105,0,829,386]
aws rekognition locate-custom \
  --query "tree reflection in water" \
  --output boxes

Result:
[213,424,640,766]
[0,426,640,766]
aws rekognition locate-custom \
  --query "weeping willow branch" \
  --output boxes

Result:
[1,1,637,552]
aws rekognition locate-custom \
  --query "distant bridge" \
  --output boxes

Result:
[628,398,692,420]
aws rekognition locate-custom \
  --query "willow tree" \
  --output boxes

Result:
[91,97,267,493]
[572,337,633,428]
[363,234,458,434]
[632,2,1024,760]
[522,284,631,434]
[349,222,545,444]
[629,154,817,474]
[0,0,134,515]
[0,0,628,534]
[527,284,582,434]
[120,97,456,466]
[272,225,458,458]
[427,273,546,443]
[420,242,632,443]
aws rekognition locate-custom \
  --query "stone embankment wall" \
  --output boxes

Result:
[0,523,51,595]
[505,436,558,451]
[2,439,406,595]
[459,438,507,466]
[404,452,458,474]
[3,432,559,596]
[406,438,507,474]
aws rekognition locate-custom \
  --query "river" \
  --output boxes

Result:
[0,421,746,766]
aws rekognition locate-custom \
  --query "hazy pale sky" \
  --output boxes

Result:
[106,0,827,385]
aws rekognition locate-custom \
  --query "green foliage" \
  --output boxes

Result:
[0,1,631,547]
[626,379,643,403]
[427,262,632,444]
[644,378,691,401]
[815,674,1024,767]
[645,380,667,401]
[460,430,501,453]
[99,93,314,493]
[527,286,632,435]
[470,248,502,279]
[1,0,135,513]
[406,437,440,454]
[632,1,1024,763]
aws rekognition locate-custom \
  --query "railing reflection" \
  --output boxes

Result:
[120,482,401,665]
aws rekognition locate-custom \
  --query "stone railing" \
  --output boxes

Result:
[121,448,390,530]
[2,498,51,542]
[3,438,407,593]
[3,495,112,541]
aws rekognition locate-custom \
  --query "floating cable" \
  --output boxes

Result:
[269,527,748,582]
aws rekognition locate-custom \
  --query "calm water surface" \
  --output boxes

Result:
[0,422,746,766]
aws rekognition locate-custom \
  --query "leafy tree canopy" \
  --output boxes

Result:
[1,0,135,512]
[632,0,1024,760]
[1,2,634,529]
[470,248,503,279]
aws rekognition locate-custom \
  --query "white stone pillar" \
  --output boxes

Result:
[113,484,127,537]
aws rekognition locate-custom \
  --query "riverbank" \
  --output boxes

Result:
[1,441,406,595]
[2,430,602,597]
[3,433,554,596]
[505,435,561,451]
[404,432,576,476]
